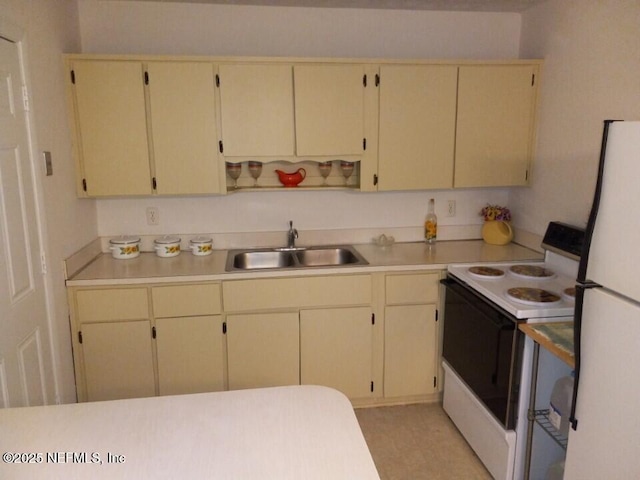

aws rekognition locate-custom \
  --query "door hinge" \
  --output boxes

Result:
[78,331,83,344]
[22,85,30,111]
[363,138,367,151]
[70,69,76,84]
[371,313,375,325]
[82,178,87,192]
[373,174,378,186]
[144,71,149,85]
[215,74,220,87]
[222,321,227,334]
[375,73,380,87]
[152,326,156,339]
[218,140,224,154]
[40,251,47,275]
[370,381,374,392]
[152,177,157,190]
[363,74,367,87]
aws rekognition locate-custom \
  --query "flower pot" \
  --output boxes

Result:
[482,220,513,245]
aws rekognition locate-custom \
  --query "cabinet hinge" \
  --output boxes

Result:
[531,73,535,86]
[363,138,367,151]
[371,313,375,325]
[78,331,83,344]
[215,74,220,87]
[152,177,157,190]
[70,70,76,84]
[152,326,156,339]
[22,85,30,112]
[373,174,378,186]
[370,381,374,393]
[144,71,149,85]
[363,74,367,87]
[219,140,224,154]
[222,322,227,334]
[435,309,439,322]
[82,178,87,192]
[375,73,380,87]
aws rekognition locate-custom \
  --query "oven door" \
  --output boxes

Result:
[442,275,523,429]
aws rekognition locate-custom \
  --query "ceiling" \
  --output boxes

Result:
[123,0,548,13]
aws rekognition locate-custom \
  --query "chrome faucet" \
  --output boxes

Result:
[287,220,298,249]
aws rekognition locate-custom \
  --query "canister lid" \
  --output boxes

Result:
[154,235,181,245]
[190,236,212,244]
[109,235,141,245]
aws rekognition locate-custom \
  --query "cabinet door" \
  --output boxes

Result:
[71,61,151,196]
[81,320,155,402]
[155,315,224,396]
[147,62,221,194]
[218,64,295,156]
[226,312,300,390]
[455,65,539,187]
[300,307,373,399]
[378,65,457,190]
[384,304,438,398]
[294,65,365,156]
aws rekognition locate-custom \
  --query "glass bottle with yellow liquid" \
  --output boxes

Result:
[424,198,437,244]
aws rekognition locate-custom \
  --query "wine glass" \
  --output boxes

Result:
[225,162,242,189]
[340,161,354,186]
[248,161,263,187]
[318,161,332,186]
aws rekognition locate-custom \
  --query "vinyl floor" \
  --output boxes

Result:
[356,403,492,480]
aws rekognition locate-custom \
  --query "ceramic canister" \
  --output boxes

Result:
[109,235,141,260]
[154,235,181,258]
[189,236,213,256]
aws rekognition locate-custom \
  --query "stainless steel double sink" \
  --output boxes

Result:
[225,245,368,271]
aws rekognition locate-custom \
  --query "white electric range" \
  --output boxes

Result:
[441,222,584,480]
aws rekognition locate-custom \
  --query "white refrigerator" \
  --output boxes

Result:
[564,120,640,478]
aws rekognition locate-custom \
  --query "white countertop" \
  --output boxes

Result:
[66,240,543,286]
[0,385,380,480]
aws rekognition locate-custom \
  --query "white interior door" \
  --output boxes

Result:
[0,38,54,407]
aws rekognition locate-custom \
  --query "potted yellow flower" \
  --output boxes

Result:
[480,204,513,245]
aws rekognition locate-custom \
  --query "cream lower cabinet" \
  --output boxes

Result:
[226,312,300,390]
[300,307,373,400]
[383,272,441,399]
[69,283,224,402]
[222,274,374,400]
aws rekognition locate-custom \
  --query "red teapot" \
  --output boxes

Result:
[275,168,306,187]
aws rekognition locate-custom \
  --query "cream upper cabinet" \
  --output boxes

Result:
[217,64,295,157]
[70,60,152,196]
[377,65,458,191]
[294,65,366,156]
[147,62,221,195]
[454,64,539,188]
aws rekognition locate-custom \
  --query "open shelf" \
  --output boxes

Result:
[530,409,568,450]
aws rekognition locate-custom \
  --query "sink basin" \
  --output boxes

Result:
[226,245,368,271]
[231,250,295,270]
[296,247,362,267]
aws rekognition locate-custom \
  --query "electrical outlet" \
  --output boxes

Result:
[447,200,456,217]
[146,207,159,226]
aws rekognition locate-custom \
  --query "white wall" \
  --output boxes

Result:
[77,0,523,240]
[0,0,94,403]
[514,0,640,236]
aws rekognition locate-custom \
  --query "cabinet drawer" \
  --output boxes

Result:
[223,275,371,312]
[152,283,221,318]
[386,273,440,304]
[76,288,149,323]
